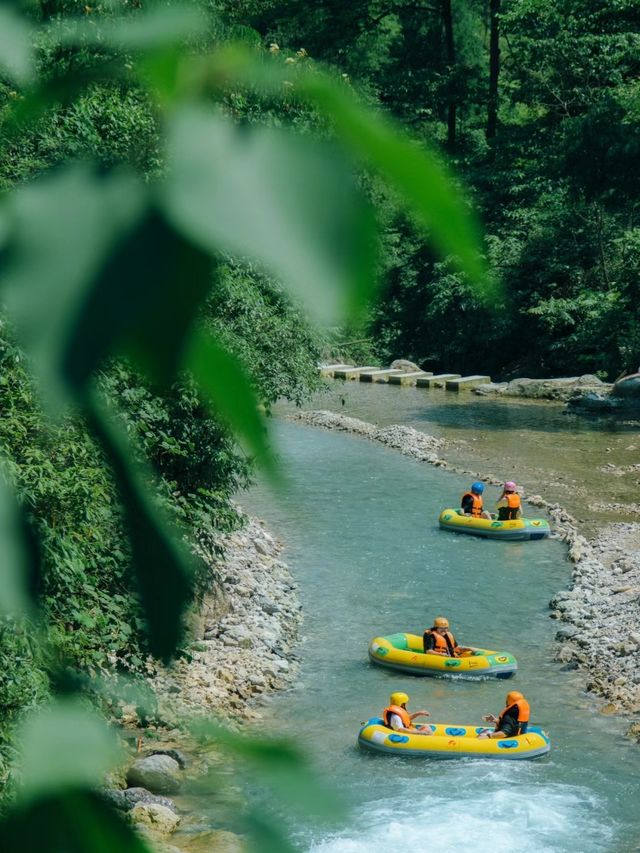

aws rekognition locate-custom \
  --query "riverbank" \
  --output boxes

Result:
[153,515,301,725]
[290,410,640,731]
[111,514,302,852]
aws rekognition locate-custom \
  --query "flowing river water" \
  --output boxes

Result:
[240,415,640,853]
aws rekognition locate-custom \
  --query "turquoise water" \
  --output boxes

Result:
[241,421,640,853]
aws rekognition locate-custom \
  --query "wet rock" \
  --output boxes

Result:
[127,755,182,795]
[599,703,619,715]
[503,375,607,401]
[613,373,640,398]
[100,789,129,811]
[122,787,179,812]
[556,625,579,640]
[130,803,180,838]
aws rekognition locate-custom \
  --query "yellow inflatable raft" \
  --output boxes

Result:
[439,509,550,541]
[358,718,550,760]
[369,633,517,679]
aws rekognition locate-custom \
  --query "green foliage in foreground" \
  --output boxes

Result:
[0,0,486,848]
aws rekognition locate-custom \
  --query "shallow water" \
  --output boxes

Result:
[241,421,640,853]
[275,382,640,535]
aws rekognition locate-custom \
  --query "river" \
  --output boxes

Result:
[275,381,640,535]
[240,419,640,853]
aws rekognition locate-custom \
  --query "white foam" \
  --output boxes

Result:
[308,780,612,853]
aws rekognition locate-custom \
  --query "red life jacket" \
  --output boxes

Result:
[462,492,483,518]
[423,629,457,656]
[383,704,411,729]
[496,698,530,735]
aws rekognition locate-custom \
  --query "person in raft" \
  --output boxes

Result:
[496,481,523,520]
[477,690,530,739]
[383,691,433,736]
[460,481,492,519]
[423,616,472,657]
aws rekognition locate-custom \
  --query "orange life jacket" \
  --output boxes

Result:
[496,698,530,735]
[462,492,483,518]
[499,492,521,520]
[423,629,457,656]
[383,704,411,729]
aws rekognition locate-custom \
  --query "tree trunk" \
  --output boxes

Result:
[442,0,456,150]
[487,0,501,141]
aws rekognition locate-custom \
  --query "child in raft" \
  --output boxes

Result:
[496,481,523,520]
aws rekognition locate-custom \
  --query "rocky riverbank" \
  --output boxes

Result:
[108,514,302,851]
[153,516,301,724]
[291,409,640,735]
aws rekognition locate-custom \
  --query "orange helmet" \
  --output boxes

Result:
[506,691,524,705]
[433,616,449,628]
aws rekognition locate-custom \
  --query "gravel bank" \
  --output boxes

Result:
[153,515,302,725]
[291,410,640,732]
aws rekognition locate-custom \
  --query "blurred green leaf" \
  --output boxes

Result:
[64,208,212,388]
[298,75,490,291]
[87,394,193,661]
[0,6,34,85]
[193,721,343,823]
[0,167,146,406]
[0,470,30,614]
[184,329,276,476]
[1,790,151,853]
[51,3,208,51]
[243,812,296,853]
[161,105,377,324]
[17,697,122,801]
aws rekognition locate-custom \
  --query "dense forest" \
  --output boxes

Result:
[233,0,640,379]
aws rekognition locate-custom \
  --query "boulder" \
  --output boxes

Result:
[390,359,421,372]
[100,789,129,811]
[129,803,180,838]
[127,754,182,794]
[147,748,188,769]
[504,375,607,401]
[123,787,179,813]
[613,373,640,398]
[472,382,507,396]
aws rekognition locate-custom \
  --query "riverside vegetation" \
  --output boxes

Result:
[0,0,486,851]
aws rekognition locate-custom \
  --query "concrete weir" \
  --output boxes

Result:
[388,371,432,386]
[416,373,460,387]
[319,364,491,390]
[318,363,353,377]
[333,366,378,379]
[445,375,491,391]
[360,369,407,382]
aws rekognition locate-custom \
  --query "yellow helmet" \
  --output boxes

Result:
[506,691,524,705]
[433,616,449,628]
[390,691,409,707]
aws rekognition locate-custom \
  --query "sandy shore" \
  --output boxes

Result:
[291,410,640,733]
